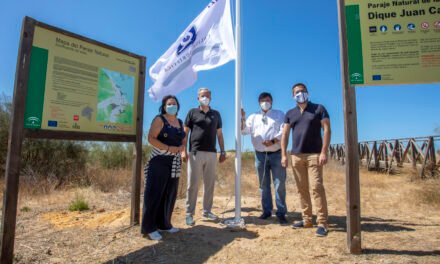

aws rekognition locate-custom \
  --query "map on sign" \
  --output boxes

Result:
[97,68,134,125]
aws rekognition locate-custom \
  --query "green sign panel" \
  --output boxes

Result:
[345,0,440,85]
[24,26,141,135]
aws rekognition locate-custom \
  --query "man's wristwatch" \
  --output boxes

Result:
[220,151,226,155]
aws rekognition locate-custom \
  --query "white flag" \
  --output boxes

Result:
[148,0,236,101]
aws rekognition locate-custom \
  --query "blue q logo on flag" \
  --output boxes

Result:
[177,26,197,55]
[148,0,236,101]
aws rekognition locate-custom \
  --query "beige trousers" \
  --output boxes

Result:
[185,151,217,216]
[291,154,328,227]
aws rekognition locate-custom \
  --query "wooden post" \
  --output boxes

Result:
[395,140,401,164]
[387,141,399,174]
[329,146,335,159]
[384,143,389,171]
[367,143,374,170]
[420,137,433,179]
[130,56,146,225]
[341,145,346,165]
[387,143,393,174]
[1,17,34,264]
[411,139,417,171]
[374,142,380,170]
[365,143,371,168]
[336,0,362,254]
[429,137,437,172]
[401,140,411,167]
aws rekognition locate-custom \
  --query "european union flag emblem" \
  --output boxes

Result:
[372,75,381,81]
[48,120,58,127]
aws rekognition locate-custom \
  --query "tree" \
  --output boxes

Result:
[0,93,12,175]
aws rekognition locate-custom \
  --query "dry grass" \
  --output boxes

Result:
[0,166,136,203]
[0,166,135,215]
[19,168,61,196]
[3,156,440,263]
[173,152,258,200]
[86,166,133,193]
[3,155,439,213]
[411,179,440,208]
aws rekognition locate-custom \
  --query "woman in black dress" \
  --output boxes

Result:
[142,95,186,240]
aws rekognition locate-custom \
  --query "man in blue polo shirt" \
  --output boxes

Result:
[281,83,331,237]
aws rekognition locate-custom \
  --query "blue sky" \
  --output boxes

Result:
[1,0,439,151]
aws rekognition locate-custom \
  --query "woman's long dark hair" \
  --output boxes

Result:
[159,95,180,115]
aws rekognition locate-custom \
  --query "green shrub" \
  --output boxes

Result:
[88,142,132,169]
[13,253,22,263]
[21,139,88,186]
[88,142,152,169]
[0,94,12,176]
[68,194,89,211]
[20,206,31,212]
[1,94,89,184]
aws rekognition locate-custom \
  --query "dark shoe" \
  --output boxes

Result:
[291,220,313,229]
[277,215,288,225]
[316,226,328,237]
[259,212,272,219]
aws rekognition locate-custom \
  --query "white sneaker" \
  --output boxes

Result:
[202,212,219,221]
[147,231,162,240]
[159,227,180,233]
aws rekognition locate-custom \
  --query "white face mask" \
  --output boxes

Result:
[294,92,309,104]
[199,96,210,106]
[260,102,271,111]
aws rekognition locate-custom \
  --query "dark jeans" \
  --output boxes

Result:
[255,150,287,217]
[141,155,179,234]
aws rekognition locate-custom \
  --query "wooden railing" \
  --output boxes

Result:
[329,136,440,178]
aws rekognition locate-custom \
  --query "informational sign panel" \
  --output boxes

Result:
[24,26,141,135]
[345,0,440,85]
[2,17,145,264]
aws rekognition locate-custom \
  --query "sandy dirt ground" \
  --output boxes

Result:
[3,163,440,263]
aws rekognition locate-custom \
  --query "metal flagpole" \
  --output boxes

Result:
[225,0,244,228]
[234,0,242,222]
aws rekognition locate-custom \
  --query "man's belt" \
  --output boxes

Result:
[256,149,281,154]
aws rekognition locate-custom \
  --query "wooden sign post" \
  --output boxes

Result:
[336,0,362,254]
[0,18,34,264]
[337,0,440,253]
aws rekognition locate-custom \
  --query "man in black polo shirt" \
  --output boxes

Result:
[182,87,226,226]
[281,83,331,237]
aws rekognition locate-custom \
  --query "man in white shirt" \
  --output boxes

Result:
[241,92,287,224]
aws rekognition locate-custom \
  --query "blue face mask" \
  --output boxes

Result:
[165,105,178,115]
[294,92,309,104]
